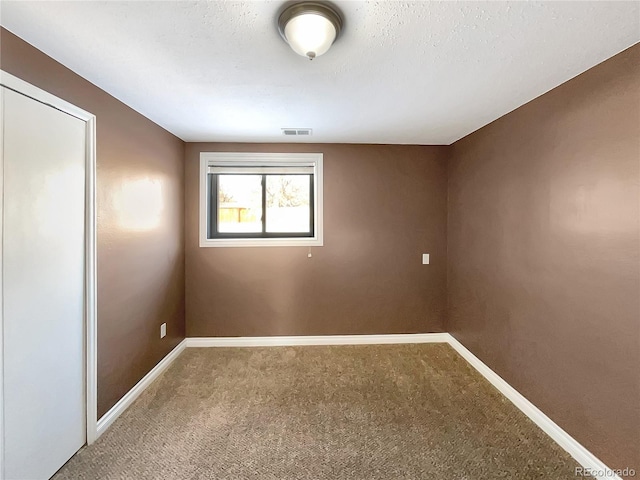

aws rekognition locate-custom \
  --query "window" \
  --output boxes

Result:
[200,152,323,247]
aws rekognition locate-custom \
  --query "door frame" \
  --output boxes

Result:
[0,70,98,477]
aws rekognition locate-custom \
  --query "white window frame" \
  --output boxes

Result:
[199,152,323,247]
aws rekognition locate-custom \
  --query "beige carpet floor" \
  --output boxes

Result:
[54,344,581,479]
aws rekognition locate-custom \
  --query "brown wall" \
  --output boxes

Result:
[1,28,186,417]
[447,44,640,471]
[4,24,637,472]
[185,143,448,337]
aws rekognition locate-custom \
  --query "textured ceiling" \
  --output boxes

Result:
[1,1,638,144]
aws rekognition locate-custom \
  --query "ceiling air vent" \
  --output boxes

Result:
[282,128,312,136]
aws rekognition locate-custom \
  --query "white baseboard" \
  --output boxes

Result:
[185,333,449,347]
[96,333,620,480]
[96,339,186,438]
[444,334,621,480]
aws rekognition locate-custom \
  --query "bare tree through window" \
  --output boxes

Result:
[266,175,308,207]
[218,184,235,203]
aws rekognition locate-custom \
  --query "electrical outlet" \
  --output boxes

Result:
[160,323,167,338]
[422,254,430,265]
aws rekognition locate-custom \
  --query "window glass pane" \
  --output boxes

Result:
[266,175,311,233]
[217,175,262,233]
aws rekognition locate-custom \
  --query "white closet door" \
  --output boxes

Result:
[2,87,86,480]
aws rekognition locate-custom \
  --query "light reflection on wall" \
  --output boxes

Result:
[550,176,636,235]
[114,177,164,232]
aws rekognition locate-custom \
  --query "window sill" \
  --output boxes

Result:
[200,237,323,248]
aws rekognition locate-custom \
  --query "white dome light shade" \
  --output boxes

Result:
[278,2,343,60]
[284,13,336,59]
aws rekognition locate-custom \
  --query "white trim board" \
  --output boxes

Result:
[186,333,449,347]
[444,334,621,480]
[96,340,186,438]
[96,333,619,480]
[0,81,5,480]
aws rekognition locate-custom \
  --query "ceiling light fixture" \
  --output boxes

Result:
[278,2,343,60]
